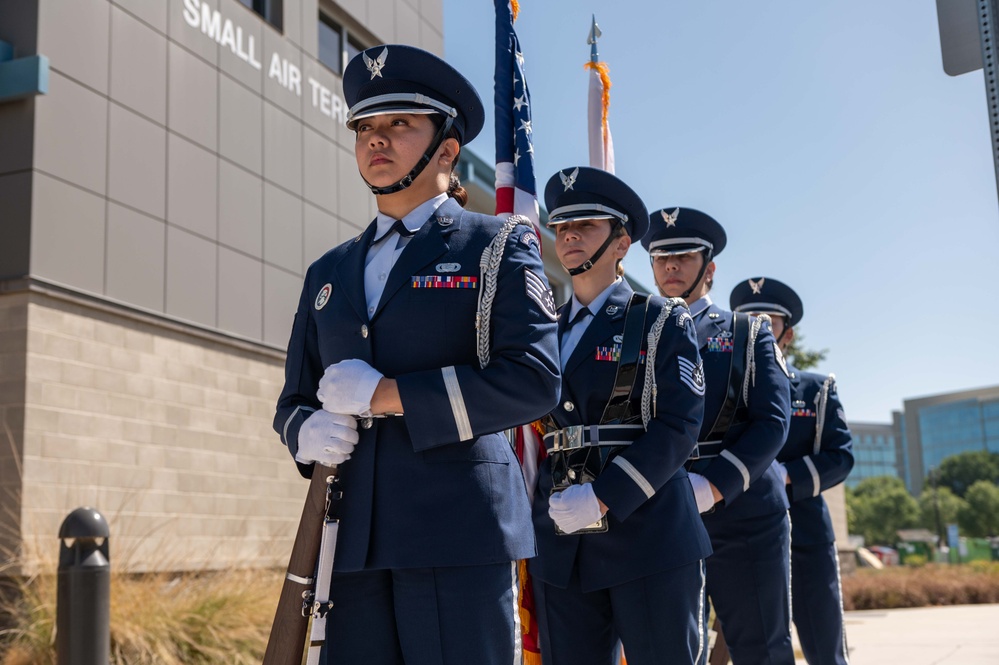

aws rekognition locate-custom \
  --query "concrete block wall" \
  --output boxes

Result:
[13,287,304,572]
[0,293,28,564]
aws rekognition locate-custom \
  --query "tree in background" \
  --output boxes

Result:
[958,480,999,537]
[933,451,999,498]
[847,476,920,546]
[917,486,966,539]
[784,331,827,371]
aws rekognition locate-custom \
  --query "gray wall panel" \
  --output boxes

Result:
[303,126,338,214]
[282,0,303,47]
[111,0,168,35]
[219,160,263,257]
[166,225,217,326]
[168,42,219,151]
[395,1,419,49]
[168,0,219,66]
[366,0,393,42]
[262,27,304,117]
[218,246,262,338]
[263,264,301,346]
[37,0,110,94]
[110,5,168,125]
[303,201,339,266]
[262,102,302,195]
[300,57,350,150]
[217,6,263,93]
[219,74,263,173]
[419,16,442,54]
[299,0,319,59]
[420,0,442,26]
[108,103,167,219]
[33,71,108,195]
[106,202,166,311]
[336,146,368,224]
[30,173,105,293]
[167,133,218,239]
[263,182,303,274]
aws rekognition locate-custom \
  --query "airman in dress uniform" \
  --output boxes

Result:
[530,168,712,665]
[273,44,561,665]
[731,277,854,665]
[641,208,794,664]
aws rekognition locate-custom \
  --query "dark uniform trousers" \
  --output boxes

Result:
[691,303,793,665]
[274,198,561,665]
[530,281,712,665]
[781,367,854,665]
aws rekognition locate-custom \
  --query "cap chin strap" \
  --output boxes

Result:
[565,221,623,276]
[361,115,454,196]
[652,248,713,299]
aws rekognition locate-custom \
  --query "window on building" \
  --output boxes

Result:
[319,13,366,74]
[236,0,283,31]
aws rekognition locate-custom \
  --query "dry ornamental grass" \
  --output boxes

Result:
[1,567,283,665]
[843,561,999,610]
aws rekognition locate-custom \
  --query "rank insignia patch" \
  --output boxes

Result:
[314,283,332,310]
[595,345,646,363]
[524,268,557,321]
[706,337,734,352]
[411,276,478,289]
[678,356,706,396]
[520,230,540,251]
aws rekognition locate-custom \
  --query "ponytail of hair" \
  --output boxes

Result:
[448,171,468,207]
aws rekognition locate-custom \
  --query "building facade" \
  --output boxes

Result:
[0,0,576,573]
[847,419,902,489]
[901,385,999,495]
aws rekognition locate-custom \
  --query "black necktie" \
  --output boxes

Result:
[566,306,591,330]
[371,220,416,246]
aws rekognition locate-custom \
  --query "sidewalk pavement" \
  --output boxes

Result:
[791,604,999,665]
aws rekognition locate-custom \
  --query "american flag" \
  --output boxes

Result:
[495,4,545,664]
[494,0,540,233]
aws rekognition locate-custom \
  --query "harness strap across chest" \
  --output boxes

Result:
[704,312,751,442]
[599,293,650,425]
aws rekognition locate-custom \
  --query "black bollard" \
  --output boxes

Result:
[57,507,110,665]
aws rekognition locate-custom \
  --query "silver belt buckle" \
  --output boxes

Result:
[550,424,585,452]
[561,425,584,450]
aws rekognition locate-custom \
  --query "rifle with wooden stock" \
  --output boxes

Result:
[263,463,341,665]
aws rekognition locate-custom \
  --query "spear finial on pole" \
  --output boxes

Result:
[587,14,601,63]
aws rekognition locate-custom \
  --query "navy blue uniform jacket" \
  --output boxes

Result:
[274,197,561,572]
[779,366,854,546]
[530,280,712,592]
[695,302,791,522]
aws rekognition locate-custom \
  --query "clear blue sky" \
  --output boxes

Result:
[441,0,999,423]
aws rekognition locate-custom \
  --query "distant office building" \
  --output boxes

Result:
[901,385,999,495]
[847,419,902,489]
[0,0,572,574]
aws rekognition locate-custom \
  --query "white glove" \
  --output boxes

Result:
[317,359,384,417]
[688,473,717,513]
[776,462,789,486]
[548,484,604,534]
[295,410,359,466]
